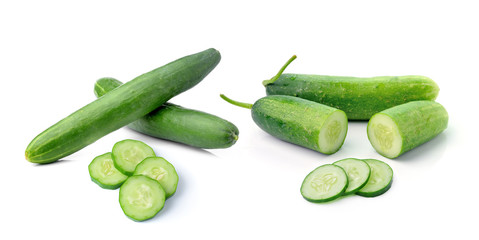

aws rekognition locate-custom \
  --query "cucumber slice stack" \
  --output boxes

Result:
[301,158,393,203]
[88,139,179,221]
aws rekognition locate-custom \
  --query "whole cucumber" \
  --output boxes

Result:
[26,48,221,164]
[94,77,239,149]
[263,56,440,120]
[221,95,348,154]
[367,100,448,159]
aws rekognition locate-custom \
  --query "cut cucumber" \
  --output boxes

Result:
[88,152,128,189]
[356,159,393,197]
[112,139,156,176]
[301,164,348,203]
[119,175,166,221]
[333,158,371,195]
[367,100,448,158]
[133,156,179,198]
[220,94,348,155]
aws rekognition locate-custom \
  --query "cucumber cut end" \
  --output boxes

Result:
[317,110,348,154]
[301,164,348,203]
[367,113,402,159]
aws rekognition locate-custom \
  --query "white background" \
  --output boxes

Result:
[1,0,478,239]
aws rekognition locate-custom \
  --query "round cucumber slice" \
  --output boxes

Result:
[356,159,393,197]
[367,113,402,158]
[119,175,166,221]
[301,164,348,203]
[88,152,128,189]
[318,110,348,154]
[133,156,179,198]
[333,158,371,195]
[112,139,156,176]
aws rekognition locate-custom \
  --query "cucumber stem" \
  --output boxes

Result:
[220,94,253,109]
[262,55,297,86]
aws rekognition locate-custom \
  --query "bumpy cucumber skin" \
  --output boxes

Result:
[25,48,221,163]
[368,100,448,159]
[251,95,346,154]
[266,74,439,120]
[94,78,239,149]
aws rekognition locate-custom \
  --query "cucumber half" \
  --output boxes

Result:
[301,164,348,203]
[88,152,128,189]
[333,158,371,195]
[112,139,156,176]
[133,156,179,198]
[119,175,166,221]
[356,159,393,197]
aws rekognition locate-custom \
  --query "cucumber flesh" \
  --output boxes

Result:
[119,175,166,221]
[301,164,348,203]
[318,110,348,154]
[356,159,393,197]
[333,158,371,195]
[112,139,156,176]
[367,114,402,158]
[88,152,128,189]
[134,156,179,198]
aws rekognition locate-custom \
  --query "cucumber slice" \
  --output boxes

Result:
[112,139,156,176]
[356,159,393,197]
[119,175,166,221]
[88,152,128,189]
[333,158,371,195]
[301,164,348,203]
[133,156,179,198]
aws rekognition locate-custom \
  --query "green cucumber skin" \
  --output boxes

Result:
[266,74,439,120]
[95,78,239,149]
[251,95,344,154]
[25,48,221,164]
[369,100,448,158]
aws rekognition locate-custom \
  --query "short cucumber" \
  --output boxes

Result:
[112,139,156,176]
[25,48,221,164]
[94,77,239,149]
[301,164,348,203]
[133,156,179,198]
[119,175,166,221]
[367,100,448,159]
[220,94,348,154]
[356,159,393,197]
[333,158,371,195]
[88,152,128,189]
[263,56,439,120]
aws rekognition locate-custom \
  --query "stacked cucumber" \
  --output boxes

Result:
[89,139,178,221]
[301,158,393,202]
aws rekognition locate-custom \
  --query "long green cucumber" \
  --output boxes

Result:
[263,56,439,120]
[367,100,448,158]
[25,48,221,164]
[220,94,348,154]
[94,77,239,149]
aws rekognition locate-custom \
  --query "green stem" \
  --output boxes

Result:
[220,94,253,109]
[262,55,297,86]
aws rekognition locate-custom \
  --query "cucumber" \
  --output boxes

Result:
[94,77,239,149]
[133,156,178,198]
[119,175,166,221]
[25,48,221,164]
[262,56,439,120]
[367,100,448,159]
[112,139,156,176]
[300,164,348,203]
[356,159,393,197]
[220,94,348,154]
[333,158,371,195]
[88,152,128,189]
